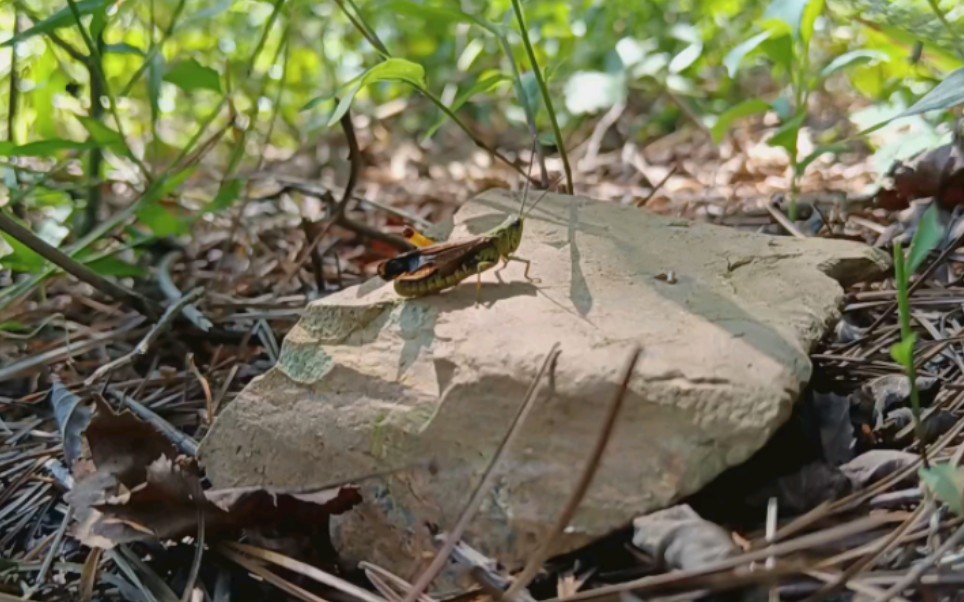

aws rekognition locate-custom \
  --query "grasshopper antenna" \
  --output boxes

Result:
[522,173,563,220]
[518,137,539,218]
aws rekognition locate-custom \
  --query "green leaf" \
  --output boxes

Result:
[800,0,825,46]
[920,464,964,516]
[711,99,771,144]
[381,0,498,35]
[669,43,703,74]
[425,72,511,139]
[0,224,44,273]
[890,334,917,367]
[0,139,97,157]
[796,142,850,175]
[104,43,145,56]
[206,179,244,214]
[326,58,427,127]
[896,67,964,119]
[85,256,145,277]
[156,166,198,199]
[820,50,888,79]
[76,117,129,156]
[0,0,113,47]
[764,0,810,35]
[907,203,944,274]
[767,113,806,154]
[760,32,794,72]
[136,204,187,238]
[163,58,222,94]
[724,31,771,77]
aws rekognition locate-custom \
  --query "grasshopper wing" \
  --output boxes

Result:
[378,238,490,281]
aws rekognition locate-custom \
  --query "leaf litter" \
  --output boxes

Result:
[2,103,964,601]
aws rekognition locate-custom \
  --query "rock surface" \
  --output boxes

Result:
[199,189,888,585]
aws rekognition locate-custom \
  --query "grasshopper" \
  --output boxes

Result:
[377,176,550,304]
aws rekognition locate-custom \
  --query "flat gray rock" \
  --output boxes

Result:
[199,190,888,585]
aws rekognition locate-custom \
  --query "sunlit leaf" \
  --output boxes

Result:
[163,58,222,94]
[711,99,771,144]
[896,67,964,119]
[764,0,810,35]
[1,0,113,47]
[820,50,888,79]
[326,59,427,127]
[800,0,825,46]
[907,203,945,274]
[724,31,771,77]
[920,464,964,516]
[889,334,916,367]
[668,42,703,74]
[563,71,625,115]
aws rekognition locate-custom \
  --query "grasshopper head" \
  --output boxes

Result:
[498,215,524,255]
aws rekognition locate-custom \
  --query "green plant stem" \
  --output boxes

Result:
[333,0,389,57]
[497,34,548,186]
[893,242,930,469]
[413,84,531,181]
[328,0,535,184]
[118,0,188,98]
[245,0,286,78]
[509,0,573,194]
[83,28,105,236]
[64,0,151,182]
[7,7,23,218]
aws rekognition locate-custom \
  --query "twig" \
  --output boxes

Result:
[0,210,163,319]
[402,344,562,602]
[279,105,366,288]
[217,547,330,602]
[635,165,678,208]
[85,288,204,386]
[221,542,385,602]
[180,482,205,602]
[541,514,898,602]
[801,503,929,602]
[106,388,199,456]
[33,506,73,588]
[873,521,964,601]
[503,347,641,600]
[765,202,807,239]
[0,317,145,383]
[159,251,214,332]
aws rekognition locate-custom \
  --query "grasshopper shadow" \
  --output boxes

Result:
[430,280,540,312]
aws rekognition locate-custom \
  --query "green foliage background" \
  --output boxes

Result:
[0,0,962,279]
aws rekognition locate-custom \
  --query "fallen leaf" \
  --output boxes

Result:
[631,504,738,572]
[839,450,919,488]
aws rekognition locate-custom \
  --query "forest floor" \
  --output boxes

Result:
[2,102,964,601]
